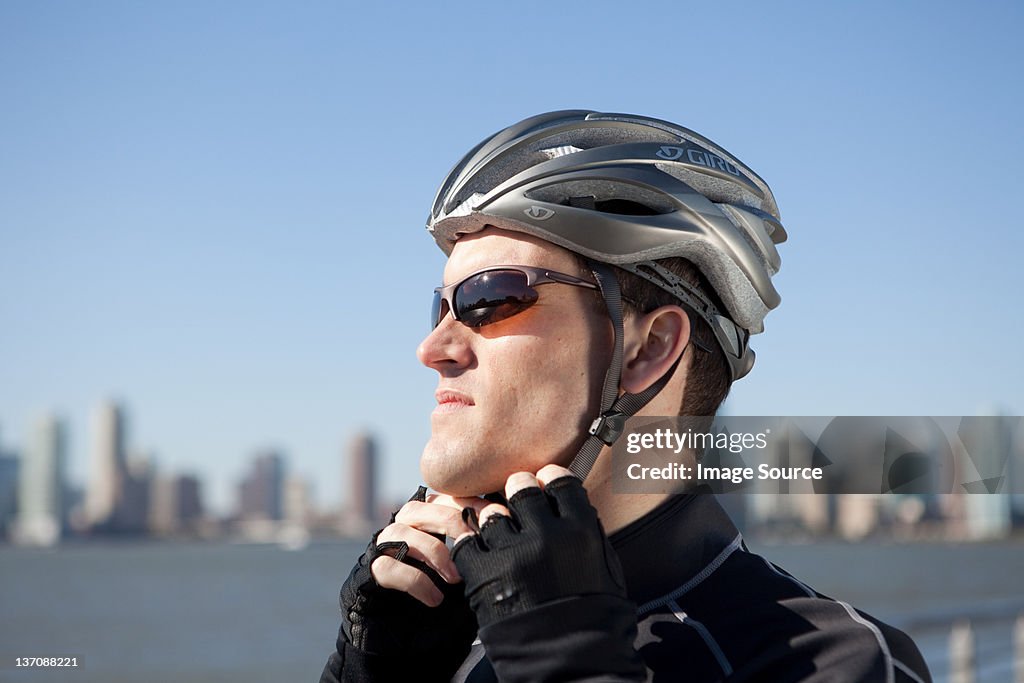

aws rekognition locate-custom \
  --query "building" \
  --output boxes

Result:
[13,413,67,546]
[745,418,830,537]
[344,432,379,535]
[177,474,202,524]
[117,452,154,533]
[1011,418,1024,527]
[85,400,127,530]
[150,473,204,536]
[0,432,19,537]
[238,450,285,521]
[284,474,313,527]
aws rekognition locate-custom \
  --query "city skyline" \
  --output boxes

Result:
[0,400,386,516]
[0,399,407,546]
[0,399,400,527]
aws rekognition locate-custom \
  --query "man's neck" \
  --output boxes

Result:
[582,446,672,535]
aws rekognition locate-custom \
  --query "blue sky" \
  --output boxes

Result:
[1,1,1021,514]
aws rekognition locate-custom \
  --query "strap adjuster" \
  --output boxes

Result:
[588,410,627,445]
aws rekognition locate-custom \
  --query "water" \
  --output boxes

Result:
[1,538,1021,682]
[747,540,1024,683]
[0,539,367,683]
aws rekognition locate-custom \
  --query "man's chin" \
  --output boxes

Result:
[420,445,505,497]
[421,469,505,498]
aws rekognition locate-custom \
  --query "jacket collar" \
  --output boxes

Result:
[608,491,740,608]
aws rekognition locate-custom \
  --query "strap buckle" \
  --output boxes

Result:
[588,410,627,445]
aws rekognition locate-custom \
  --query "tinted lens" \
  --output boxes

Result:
[431,291,446,329]
[455,270,538,327]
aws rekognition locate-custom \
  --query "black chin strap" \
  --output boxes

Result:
[568,261,683,482]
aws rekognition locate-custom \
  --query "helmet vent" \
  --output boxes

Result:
[525,179,675,215]
[448,127,676,212]
[540,145,584,160]
[593,198,661,216]
[564,194,661,216]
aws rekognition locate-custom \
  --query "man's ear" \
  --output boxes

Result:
[620,305,690,395]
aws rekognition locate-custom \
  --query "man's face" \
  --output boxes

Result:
[416,228,611,496]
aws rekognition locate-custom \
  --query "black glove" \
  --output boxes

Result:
[451,475,628,627]
[450,475,645,681]
[321,486,478,683]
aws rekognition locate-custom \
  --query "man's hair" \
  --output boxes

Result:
[574,254,732,419]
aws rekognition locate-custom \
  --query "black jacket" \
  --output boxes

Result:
[324,493,932,682]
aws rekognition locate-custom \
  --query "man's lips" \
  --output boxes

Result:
[434,390,475,413]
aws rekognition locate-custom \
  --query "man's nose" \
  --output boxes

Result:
[416,318,474,371]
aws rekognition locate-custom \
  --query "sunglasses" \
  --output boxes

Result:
[432,265,599,329]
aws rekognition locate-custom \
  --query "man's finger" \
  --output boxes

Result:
[453,530,476,546]
[505,471,540,499]
[370,555,444,607]
[536,464,576,487]
[376,524,460,583]
[451,495,490,516]
[394,500,475,541]
[538,471,594,522]
[478,502,510,527]
[425,491,472,510]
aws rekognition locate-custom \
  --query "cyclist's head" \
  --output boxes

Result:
[420,110,787,490]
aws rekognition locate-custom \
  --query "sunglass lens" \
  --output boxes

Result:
[455,270,538,327]
[431,291,448,329]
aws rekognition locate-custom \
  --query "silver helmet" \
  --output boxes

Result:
[427,109,787,381]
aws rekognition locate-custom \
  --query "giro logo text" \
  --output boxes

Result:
[656,145,742,177]
[686,149,741,176]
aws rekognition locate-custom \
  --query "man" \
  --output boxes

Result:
[320,110,931,682]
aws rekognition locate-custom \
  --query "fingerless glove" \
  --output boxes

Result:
[320,486,477,683]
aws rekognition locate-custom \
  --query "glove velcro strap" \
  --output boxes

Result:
[372,540,410,564]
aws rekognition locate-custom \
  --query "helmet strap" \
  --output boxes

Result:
[568,261,683,482]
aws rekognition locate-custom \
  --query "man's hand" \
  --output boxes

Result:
[329,486,479,682]
[369,489,474,606]
[450,464,629,628]
[447,465,646,682]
